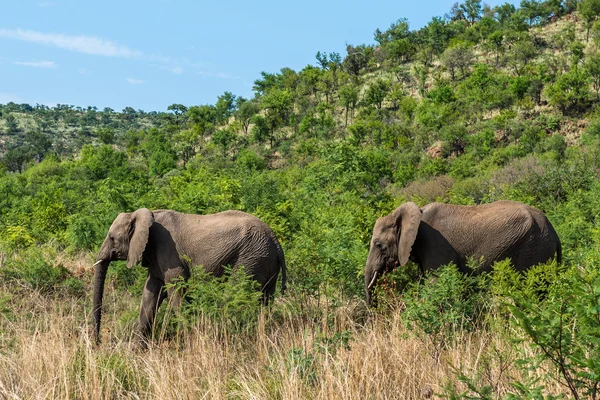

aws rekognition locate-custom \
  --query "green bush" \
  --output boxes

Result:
[495,261,600,399]
[401,263,491,352]
[0,248,80,295]
[171,266,263,334]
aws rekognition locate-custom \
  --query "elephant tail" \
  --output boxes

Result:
[275,238,287,295]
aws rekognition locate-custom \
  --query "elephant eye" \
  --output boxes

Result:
[375,242,383,250]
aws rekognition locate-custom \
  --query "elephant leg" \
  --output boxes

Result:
[135,276,165,344]
[260,272,279,306]
[164,267,188,309]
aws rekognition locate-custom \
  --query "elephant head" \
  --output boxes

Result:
[92,208,154,343]
[364,202,421,306]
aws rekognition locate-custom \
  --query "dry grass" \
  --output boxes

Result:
[0,279,568,400]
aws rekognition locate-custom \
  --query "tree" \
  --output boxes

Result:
[212,128,237,157]
[424,17,451,63]
[585,51,600,98]
[545,67,590,113]
[520,0,543,26]
[494,3,517,24]
[506,40,537,75]
[442,43,475,80]
[261,88,294,147]
[96,127,115,145]
[343,45,371,79]
[365,79,391,109]
[167,104,188,132]
[215,92,236,124]
[234,98,260,134]
[25,131,52,162]
[1,147,30,173]
[187,105,217,137]
[447,2,466,21]
[461,0,483,24]
[4,114,19,134]
[485,30,505,65]
[339,84,360,126]
[579,0,600,41]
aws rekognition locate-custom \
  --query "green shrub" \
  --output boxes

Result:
[172,265,262,334]
[496,261,600,399]
[1,248,77,295]
[401,263,491,352]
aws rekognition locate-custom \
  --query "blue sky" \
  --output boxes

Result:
[1,0,517,112]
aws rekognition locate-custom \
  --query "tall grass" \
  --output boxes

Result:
[0,278,566,400]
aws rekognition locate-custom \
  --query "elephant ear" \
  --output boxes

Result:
[127,208,154,268]
[393,202,422,267]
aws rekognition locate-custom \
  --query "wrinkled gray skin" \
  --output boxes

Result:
[93,208,286,344]
[365,201,561,305]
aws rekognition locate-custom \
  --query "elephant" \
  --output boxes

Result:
[92,208,286,343]
[364,200,561,305]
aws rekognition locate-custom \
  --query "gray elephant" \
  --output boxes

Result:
[365,200,561,305]
[92,208,286,343]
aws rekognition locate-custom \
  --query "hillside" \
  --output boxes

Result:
[2,1,600,398]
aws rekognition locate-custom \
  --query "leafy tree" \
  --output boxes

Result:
[506,40,537,75]
[442,43,475,81]
[173,128,200,166]
[579,0,600,40]
[261,88,294,147]
[167,103,188,131]
[95,127,115,145]
[364,79,391,109]
[520,0,544,25]
[25,131,52,162]
[187,105,216,137]
[461,0,483,24]
[234,98,260,134]
[485,30,505,65]
[1,147,30,173]
[252,71,282,95]
[4,114,19,134]
[339,84,360,126]
[215,91,236,124]
[343,45,371,79]
[545,67,590,112]
[494,2,517,24]
[423,17,452,63]
[585,51,600,98]
[212,128,237,157]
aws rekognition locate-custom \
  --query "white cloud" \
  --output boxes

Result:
[0,28,144,58]
[13,60,56,68]
[126,78,145,85]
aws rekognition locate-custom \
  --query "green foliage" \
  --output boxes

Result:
[402,264,491,351]
[172,266,262,334]
[0,247,83,296]
[495,261,600,399]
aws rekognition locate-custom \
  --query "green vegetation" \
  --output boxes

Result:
[3,1,600,397]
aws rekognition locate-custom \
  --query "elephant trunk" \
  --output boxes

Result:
[92,239,112,344]
[92,259,109,344]
[365,253,380,307]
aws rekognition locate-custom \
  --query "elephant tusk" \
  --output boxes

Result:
[367,271,379,290]
[93,259,104,267]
